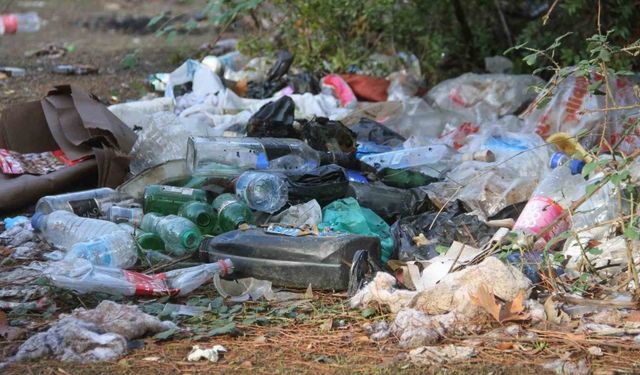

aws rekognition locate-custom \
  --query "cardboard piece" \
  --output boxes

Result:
[0,86,137,213]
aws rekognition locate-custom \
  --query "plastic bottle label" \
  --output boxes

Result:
[514,196,570,242]
[68,199,100,218]
[74,242,113,266]
[160,185,196,196]
[122,271,179,296]
[2,15,18,34]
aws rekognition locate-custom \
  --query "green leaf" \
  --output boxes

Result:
[581,162,598,177]
[585,183,599,196]
[435,245,449,255]
[523,53,538,66]
[147,12,166,27]
[153,327,177,341]
[624,226,640,240]
[207,322,236,337]
[361,307,376,318]
[587,247,603,255]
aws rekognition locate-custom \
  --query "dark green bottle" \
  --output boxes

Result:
[117,223,165,251]
[143,184,208,215]
[178,201,217,235]
[211,193,254,234]
[377,168,438,189]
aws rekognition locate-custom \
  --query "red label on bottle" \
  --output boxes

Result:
[2,15,18,34]
[123,270,179,296]
[514,196,570,242]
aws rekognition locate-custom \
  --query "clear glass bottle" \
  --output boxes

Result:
[35,188,122,218]
[186,136,354,177]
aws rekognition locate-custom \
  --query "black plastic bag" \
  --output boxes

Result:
[288,72,320,95]
[246,50,294,99]
[246,96,297,138]
[347,182,435,224]
[300,117,357,153]
[391,210,496,261]
[350,118,406,147]
[287,164,349,206]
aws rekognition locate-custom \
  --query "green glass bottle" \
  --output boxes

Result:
[178,201,217,235]
[143,184,208,215]
[211,193,254,234]
[140,213,202,256]
[117,223,165,251]
[377,168,438,189]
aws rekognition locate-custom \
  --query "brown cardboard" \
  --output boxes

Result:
[0,86,137,214]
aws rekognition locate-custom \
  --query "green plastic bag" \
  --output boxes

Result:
[319,198,394,263]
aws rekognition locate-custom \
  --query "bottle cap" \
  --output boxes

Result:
[569,159,585,175]
[31,212,44,231]
[549,152,567,169]
[461,149,496,162]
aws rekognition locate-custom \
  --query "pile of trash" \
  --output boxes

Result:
[1,41,640,369]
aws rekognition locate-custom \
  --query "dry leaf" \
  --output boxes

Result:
[254,335,267,344]
[240,360,253,368]
[495,342,514,350]
[626,310,640,322]
[413,233,429,246]
[543,297,570,324]
[320,319,333,332]
[470,284,501,322]
[355,335,371,343]
[470,284,530,323]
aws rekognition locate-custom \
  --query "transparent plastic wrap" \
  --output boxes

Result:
[426,73,544,123]
[425,131,550,220]
[523,71,640,154]
[382,97,473,140]
[45,258,234,296]
[129,111,210,175]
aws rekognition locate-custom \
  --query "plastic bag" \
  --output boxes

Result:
[319,197,394,262]
[246,96,297,138]
[300,117,357,153]
[391,210,495,261]
[350,118,406,147]
[287,165,349,206]
[426,73,543,123]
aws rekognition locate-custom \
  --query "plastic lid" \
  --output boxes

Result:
[181,230,201,250]
[549,152,567,169]
[31,212,44,231]
[256,153,269,170]
[569,159,586,175]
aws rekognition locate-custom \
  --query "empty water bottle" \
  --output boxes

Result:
[211,193,254,233]
[0,12,40,34]
[360,144,495,177]
[178,201,217,234]
[106,206,144,226]
[31,211,137,268]
[235,171,288,213]
[186,136,354,177]
[143,185,208,215]
[36,188,123,218]
[549,152,585,175]
[140,213,202,256]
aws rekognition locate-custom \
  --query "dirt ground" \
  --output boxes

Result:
[2,1,640,374]
[0,0,214,111]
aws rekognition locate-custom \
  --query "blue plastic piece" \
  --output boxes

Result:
[4,216,29,230]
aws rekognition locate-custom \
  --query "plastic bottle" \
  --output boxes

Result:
[360,144,495,177]
[235,171,288,213]
[178,201,217,235]
[45,258,234,296]
[140,213,202,256]
[0,12,40,34]
[211,193,254,234]
[186,136,355,177]
[106,206,144,226]
[143,185,208,215]
[35,188,122,218]
[31,211,137,268]
[549,152,585,175]
[513,164,619,249]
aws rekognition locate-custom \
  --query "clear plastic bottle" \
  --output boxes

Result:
[31,211,137,268]
[513,165,619,248]
[0,12,41,34]
[186,136,353,177]
[36,188,122,218]
[140,213,202,256]
[106,206,144,226]
[360,144,495,177]
[235,171,288,213]
[549,152,585,175]
[45,258,234,296]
